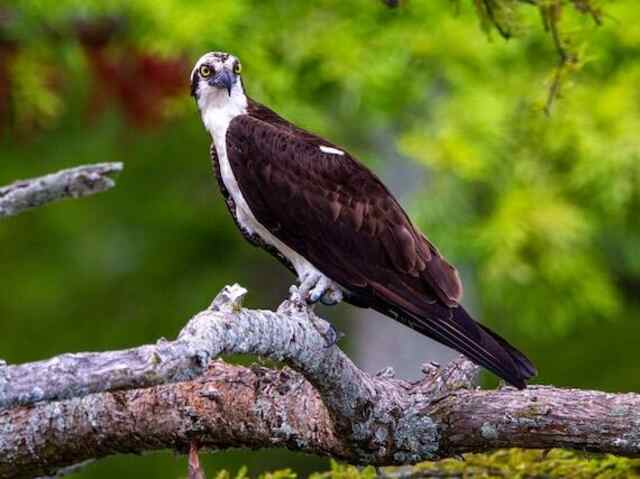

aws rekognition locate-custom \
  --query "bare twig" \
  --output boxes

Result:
[0,162,123,218]
[188,443,205,479]
[482,0,513,39]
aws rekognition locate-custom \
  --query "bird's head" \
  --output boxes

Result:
[190,51,245,114]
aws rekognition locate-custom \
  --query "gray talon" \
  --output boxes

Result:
[308,291,322,304]
[320,295,338,306]
[320,288,343,306]
[295,272,343,306]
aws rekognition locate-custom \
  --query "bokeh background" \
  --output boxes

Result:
[1,0,639,477]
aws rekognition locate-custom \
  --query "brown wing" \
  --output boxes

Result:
[233,108,462,306]
[225,110,535,388]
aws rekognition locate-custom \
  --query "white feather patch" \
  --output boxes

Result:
[201,76,332,284]
[319,145,345,156]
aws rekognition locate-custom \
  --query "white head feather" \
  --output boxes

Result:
[190,51,248,138]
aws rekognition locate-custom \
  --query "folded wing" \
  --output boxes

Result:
[225,110,536,388]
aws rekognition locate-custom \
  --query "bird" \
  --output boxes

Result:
[190,51,536,389]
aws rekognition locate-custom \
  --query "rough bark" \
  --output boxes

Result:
[2,360,640,478]
[0,285,249,410]
[0,163,122,218]
[1,286,639,479]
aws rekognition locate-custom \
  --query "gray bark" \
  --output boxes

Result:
[0,163,122,218]
[2,286,640,479]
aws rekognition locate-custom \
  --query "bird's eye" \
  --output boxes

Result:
[233,62,242,74]
[199,65,211,77]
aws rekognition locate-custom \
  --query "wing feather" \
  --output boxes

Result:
[224,108,535,388]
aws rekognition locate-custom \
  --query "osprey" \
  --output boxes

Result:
[191,52,536,389]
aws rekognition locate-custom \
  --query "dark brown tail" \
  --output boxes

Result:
[380,302,536,389]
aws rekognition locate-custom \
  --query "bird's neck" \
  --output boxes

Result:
[200,84,248,146]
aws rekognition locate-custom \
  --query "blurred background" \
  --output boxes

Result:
[1,0,639,477]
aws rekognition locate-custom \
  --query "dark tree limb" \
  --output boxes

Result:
[0,162,122,218]
[1,286,639,479]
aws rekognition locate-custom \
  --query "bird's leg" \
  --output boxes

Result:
[291,271,345,347]
[297,270,321,301]
[305,273,344,306]
[320,287,344,306]
[308,275,332,304]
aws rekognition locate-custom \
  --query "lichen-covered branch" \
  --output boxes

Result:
[1,286,639,479]
[0,162,123,218]
[0,284,240,410]
[0,284,378,415]
[2,359,640,478]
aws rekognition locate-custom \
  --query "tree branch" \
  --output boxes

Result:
[0,163,123,218]
[1,285,639,478]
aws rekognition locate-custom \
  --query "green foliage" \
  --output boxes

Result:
[310,461,377,479]
[210,466,248,479]
[2,0,639,477]
[195,465,298,479]
[412,449,640,478]
[398,27,640,339]
[202,451,640,478]
[261,470,298,479]
[451,0,607,112]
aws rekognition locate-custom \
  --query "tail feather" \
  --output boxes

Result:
[383,303,536,389]
[477,322,538,378]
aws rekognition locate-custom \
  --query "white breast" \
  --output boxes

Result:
[214,130,319,279]
[202,92,321,279]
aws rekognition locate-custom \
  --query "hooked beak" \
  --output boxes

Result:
[208,69,236,96]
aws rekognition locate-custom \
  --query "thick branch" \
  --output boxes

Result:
[2,360,640,478]
[0,163,123,218]
[0,284,373,412]
[1,285,639,479]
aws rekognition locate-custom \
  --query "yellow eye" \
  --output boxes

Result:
[199,65,211,77]
[233,62,242,74]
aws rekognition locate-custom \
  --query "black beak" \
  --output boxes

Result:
[208,69,235,96]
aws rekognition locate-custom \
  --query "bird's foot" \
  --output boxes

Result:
[297,271,344,306]
[288,271,344,348]
[319,288,344,306]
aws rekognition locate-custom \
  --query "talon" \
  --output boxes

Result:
[298,271,319,298]
[295,271,343,306]
[308,291,322,304]
[320,295,337,306]
[308,276,330,304]
[320,288,343,306]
